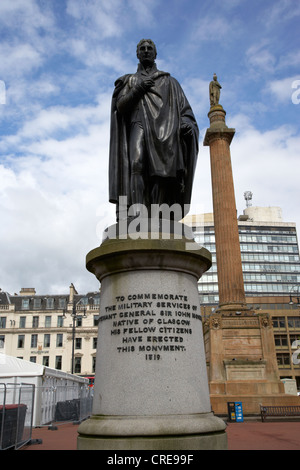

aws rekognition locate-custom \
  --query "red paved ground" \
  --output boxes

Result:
[23,422,78,450]
[21,420,300,451]
[227,421,300,450]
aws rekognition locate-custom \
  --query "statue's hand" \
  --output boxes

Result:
[140,77,155,91]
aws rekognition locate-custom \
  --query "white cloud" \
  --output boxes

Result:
[0,43,42,77]
[191,114,300,246]
[0,89,114,294]
[245,42,276,75]
[267,76,300,104]
[181,77,209,116]
[230,121,300,219]
[278,50,300,69]
[66,0,157,38]
[66,0,126,39]
[263,0,300,29]
[127,0,157,25]
[193,16,232,42]
[67,39,133,73]
[0,92,111,149]
[0,0,54,32]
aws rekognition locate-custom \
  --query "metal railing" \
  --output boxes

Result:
[38,384,93,427]
[0,382,93,448]
[0,383,35,450]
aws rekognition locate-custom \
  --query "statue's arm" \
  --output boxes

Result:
[116,77,154,114]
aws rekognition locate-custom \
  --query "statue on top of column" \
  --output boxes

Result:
[209,73,222,107]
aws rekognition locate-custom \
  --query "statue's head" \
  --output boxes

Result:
[136,39,157,64]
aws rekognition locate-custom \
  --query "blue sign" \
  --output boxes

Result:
[235,402,244,422]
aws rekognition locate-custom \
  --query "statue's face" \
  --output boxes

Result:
[137,41,156,65]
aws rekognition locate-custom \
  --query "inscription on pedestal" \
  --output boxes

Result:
[100,293,201,360]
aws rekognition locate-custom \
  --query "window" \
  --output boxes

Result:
[56,334,63,347]
[46,298,54,309]
[274,335,288,347]
[276,353,290,367]
[22,299,30,310]
[93,337,97,349]
[43,356,49,367]
[44,334,50,348]
[0,317,6,329]
[29,356,36,363]
[272,317,286,329]
[75,338,82,349]
[80,297,89,306]
[58,298,66,309]
[45,316,52,328]
[18,335,25,348]
[55,356,62,370]
[19,317,26,328]
[74,357,81,374]
[92,356,96,373]
[0,335,5,348]
[33,298,41,309]
[57,316,64,327]
[93,315,100,326]
[288,317,300,329]
[31,334,38,348]
[32,316,39,328]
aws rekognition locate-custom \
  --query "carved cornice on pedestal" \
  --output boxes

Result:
[203,127,235,146]
[203,105,235,146]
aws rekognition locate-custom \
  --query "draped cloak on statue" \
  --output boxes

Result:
[108,64,199,218]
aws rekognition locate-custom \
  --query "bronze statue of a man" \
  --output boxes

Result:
[109,39,199,220]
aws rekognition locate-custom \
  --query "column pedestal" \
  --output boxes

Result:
[77,222,227,450]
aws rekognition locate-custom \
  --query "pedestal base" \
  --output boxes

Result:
[78,223,227,450]
[77,413,227,450]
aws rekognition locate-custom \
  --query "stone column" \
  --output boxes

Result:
[204,105,247,311]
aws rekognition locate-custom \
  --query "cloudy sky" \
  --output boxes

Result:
[0,0,299,295]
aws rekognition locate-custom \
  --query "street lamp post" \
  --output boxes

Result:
[63,300,87,375]
[289,285,300,307]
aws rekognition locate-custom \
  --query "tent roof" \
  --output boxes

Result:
[0,354,88,383]
[0,354,44,377]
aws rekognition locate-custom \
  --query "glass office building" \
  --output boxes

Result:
[185,207,300,306]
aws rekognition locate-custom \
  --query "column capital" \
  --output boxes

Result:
[203,127,235,146]
[203,104,235,146]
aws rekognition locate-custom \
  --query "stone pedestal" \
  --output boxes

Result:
[204,311,300,415]
[77,222,227,450]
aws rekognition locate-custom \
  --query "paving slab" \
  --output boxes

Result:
[21,420,300,451]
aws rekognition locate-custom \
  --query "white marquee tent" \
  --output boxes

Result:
[0,353,89,426]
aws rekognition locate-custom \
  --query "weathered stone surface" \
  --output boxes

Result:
[78,230,227,449]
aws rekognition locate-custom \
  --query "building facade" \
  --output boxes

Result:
[184,207,300,305]
[0,284,100,380]
[245,295,300,390]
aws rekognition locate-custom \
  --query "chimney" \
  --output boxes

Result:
[69,283,78,304]
[20,288,36,296]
